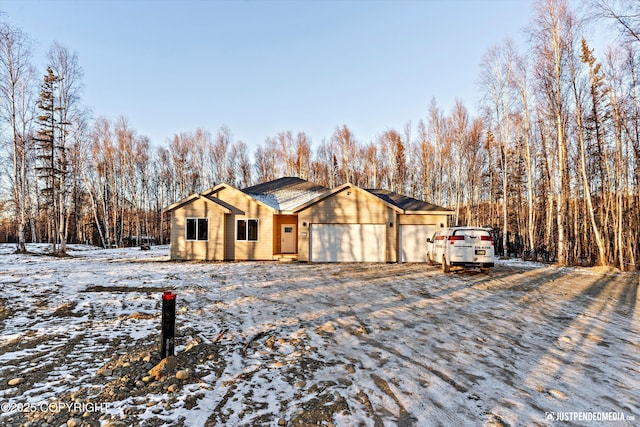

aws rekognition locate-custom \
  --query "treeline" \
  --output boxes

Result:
[1,0,639,268]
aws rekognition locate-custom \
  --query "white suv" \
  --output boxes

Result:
[427,227,495,273]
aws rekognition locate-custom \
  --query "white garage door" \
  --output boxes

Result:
[399,224,436,262]
[310,224,386,262]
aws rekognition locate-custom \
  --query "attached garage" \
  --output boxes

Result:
[310,224,386,262]
[294,183,453,263]
[398,224,436,262]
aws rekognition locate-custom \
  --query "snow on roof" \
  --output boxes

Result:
[242,177,330,212]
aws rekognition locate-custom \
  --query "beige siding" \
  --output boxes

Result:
[224,214,235,260]
[300,188,393,223]
[297,188,395,262]
[170,198,225,261]
[398,213,449,227]
[214,187,275,261]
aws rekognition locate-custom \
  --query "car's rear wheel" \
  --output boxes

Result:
[442,256,450,273]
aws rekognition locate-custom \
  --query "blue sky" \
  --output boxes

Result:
[1,0,533,149]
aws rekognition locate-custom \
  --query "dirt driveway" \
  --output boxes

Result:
[0,247,638,426]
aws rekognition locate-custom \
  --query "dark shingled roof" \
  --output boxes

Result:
[365,189,452,212]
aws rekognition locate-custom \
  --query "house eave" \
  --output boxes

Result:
[163,193,233,214]
[163,194,200,213]
[403,210,454,215]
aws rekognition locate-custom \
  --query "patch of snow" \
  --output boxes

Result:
[247,188,327,211]
[0,244,638,426]
[495,257,548,269]
[249,193,280,210]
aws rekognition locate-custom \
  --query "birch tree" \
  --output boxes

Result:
[589,0,640,43]
[449,101,468,226]
[361,142,379,189]
[212,126,231,184]
[332,125,358,185]
[479,41,516,257]
[511,49,537,255]
[0,21,34,252]
[294,132,311,181]
[530,0,575,265]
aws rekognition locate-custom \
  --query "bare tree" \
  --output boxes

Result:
[530,0,576,264]
[588,0,640,43]
[212,126,231,184]
[463,117,486,226]
[415,120,433,202]
[449,101,469,226]
[511,47,538,255]
[168,133,196,198]
[479,40,517,257]
[0,21,34,252]
[254,136,280,183]
[332,125,358,185]
[426,99,448,207]
[604,45,636,269]
[315,138,338,188]
[360,142,379,189]
[294,132,311,181]
[234,141,252,187]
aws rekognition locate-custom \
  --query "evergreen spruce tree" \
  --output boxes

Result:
[34,66,65,255]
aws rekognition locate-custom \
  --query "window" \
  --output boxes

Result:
[237,219,258,241]
[186,218,208,241]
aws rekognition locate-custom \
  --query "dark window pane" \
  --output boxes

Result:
[248,219,258,241]
[197,218,208,240]
[186,218,196,240]
[237,219,247,240]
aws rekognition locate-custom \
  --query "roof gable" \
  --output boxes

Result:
[201,194,244,214]
[293,182,404,213]
[162,193,232,213]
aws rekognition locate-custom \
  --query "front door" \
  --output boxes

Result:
[281,224,296,253]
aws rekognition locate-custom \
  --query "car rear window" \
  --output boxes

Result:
[452,229,491,239]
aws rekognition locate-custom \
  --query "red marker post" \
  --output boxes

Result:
[161,291,177,359]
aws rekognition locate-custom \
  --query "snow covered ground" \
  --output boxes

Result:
[0,244,638,426]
